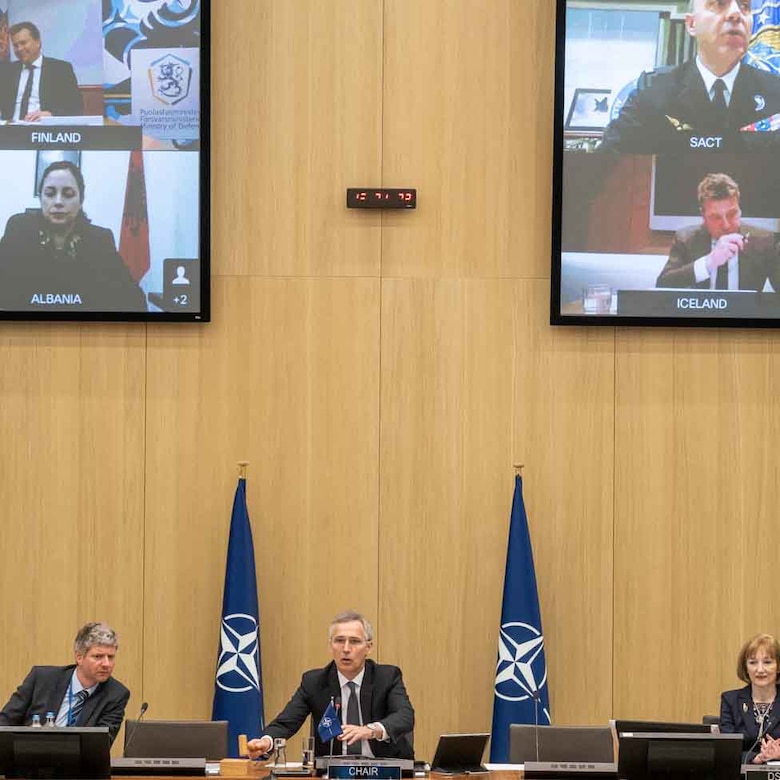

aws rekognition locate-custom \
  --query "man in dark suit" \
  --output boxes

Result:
[0,622,130,744]
[0,21,82,121]
[247,611,414,760]
[656,172,780,290]
[600,0,780,153]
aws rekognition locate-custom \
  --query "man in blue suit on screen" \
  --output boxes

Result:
[0,21,82,122]
[601,0,780,153]
[0,622,130,744]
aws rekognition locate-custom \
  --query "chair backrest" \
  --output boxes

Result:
[508,724,615,764]
[123,719,229,760]
[702,715,720,727]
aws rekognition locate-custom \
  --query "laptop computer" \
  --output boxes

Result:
[430,733,490,774]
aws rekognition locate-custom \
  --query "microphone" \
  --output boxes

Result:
[333,697,342,756]
[122,701,149,757]
[531,690,541,763]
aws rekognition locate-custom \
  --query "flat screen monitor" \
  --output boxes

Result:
[430,733,489,773]
[0,725,111,778]
[551,0,780,328]
[617,732,742,780]
[123,719,228,760]
[0,0,210,322]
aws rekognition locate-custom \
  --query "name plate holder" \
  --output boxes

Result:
[743,765,780,777]
[523,762,617,779]
[316,757,411,779]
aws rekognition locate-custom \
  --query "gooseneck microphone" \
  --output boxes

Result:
[122,701,149,757]
[532,689,541,763]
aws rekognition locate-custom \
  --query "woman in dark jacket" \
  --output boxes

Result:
[0,160,146,312]
[720,633,780,764]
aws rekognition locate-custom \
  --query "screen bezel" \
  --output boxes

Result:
[616,732,743,780]
[549,0,780,330]
[0,0,211,324]
[0,726,111,779]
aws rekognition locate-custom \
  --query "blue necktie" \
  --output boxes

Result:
[69,689,89,725]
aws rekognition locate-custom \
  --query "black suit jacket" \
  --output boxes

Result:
[720,684,780,758]
[600,60,780,153]
[0,664,130,744]
[265,659,414,758]
[0,211,148,312]
[0,56,82,120]
[656,223,780,291]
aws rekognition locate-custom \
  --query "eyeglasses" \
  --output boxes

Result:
[331,637,368,648]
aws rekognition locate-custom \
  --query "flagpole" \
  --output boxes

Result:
[513,463,524,474]
[238,460,249,479]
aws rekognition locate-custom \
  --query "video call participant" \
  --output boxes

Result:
[0,160,147,311]
[0,622,130,744]
[600,0,780,153]
[247,610,415,760]
[0,21,82,122]
[655,173,780,290]
[720,633,780,764]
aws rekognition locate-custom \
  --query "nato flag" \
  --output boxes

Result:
[490,475,551,762]
[212,477,265,757]
[317,700,344,743]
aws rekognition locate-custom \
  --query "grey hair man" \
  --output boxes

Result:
[247,610,414,760]
[0,621,130,743]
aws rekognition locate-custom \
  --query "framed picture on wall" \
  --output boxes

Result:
[564,88,611,131]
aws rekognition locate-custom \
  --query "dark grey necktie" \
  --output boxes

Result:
[19,64,34,121]
[346,681,361,755]
[69,689,89,725]
[712,79,728,120]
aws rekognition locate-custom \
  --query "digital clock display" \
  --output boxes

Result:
[346,188,417,209]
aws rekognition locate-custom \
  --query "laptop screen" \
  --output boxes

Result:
[431,733,490,772]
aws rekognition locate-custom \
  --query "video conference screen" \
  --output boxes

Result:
[551,0,780,327]
[0,0,209,322]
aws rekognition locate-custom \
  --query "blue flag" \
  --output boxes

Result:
[317,700,343,743]
[747,1,780,74]
[490,475,551,762]
[212,477,265,757]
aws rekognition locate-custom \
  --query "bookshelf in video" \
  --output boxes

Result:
[553,0,780,325]
[0,0,205,319]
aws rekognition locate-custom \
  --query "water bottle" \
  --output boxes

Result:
[31,714,42,728]
[45,712,56,727]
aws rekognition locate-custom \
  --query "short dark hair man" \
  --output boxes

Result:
[0,622,130,744]
[0,21,83,121]
[247,611,414,760]
[656,172,780,290]
[601,0,780,153]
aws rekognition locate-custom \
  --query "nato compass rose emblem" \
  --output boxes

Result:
[321,714,335,729]
[216,613,261,693]
[495,621,548,704]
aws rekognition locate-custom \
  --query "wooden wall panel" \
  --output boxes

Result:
[378,279,515,760]
[211,0,383,279]
[614,329,780,722]
[382,0,556,279]
[0,325,146,743]
[142,277,381,727]
[512,281,615,727]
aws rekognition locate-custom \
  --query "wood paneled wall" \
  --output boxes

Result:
[1,0,779,762]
